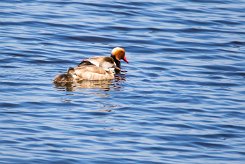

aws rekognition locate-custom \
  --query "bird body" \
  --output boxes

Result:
[54,47,128,84]
[73,65,115,81]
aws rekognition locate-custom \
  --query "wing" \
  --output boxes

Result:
[73,65,114,81]
[79,56,116,70]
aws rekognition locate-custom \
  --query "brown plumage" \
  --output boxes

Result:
[53,47,128,84]
[53,67,74,84]
[73,65,114,81]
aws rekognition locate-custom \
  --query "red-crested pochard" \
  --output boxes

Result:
[53,47,128,83]
[78,47,128,70]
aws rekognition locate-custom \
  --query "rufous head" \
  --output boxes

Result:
[111,47,128,63]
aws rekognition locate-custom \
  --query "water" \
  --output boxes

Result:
[1,0,245,163]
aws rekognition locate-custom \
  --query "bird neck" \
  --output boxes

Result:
[111,55,121,68]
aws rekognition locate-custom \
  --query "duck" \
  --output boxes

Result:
[53,67,75,84]
[78,47,128,71]
[53,47,128,83]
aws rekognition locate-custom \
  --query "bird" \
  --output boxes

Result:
[53,67,75,84]
[78,47,128,72]
[53,47,128,83]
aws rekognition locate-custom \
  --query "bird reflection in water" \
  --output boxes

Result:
[54,73,126,92]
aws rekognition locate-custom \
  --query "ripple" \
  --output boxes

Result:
[67,35,114,43]
[192,141,231,149]
[1,0,245,163]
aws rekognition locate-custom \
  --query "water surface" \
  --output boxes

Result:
[0,0,245,163]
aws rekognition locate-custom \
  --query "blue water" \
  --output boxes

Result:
[1,0,245,163]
